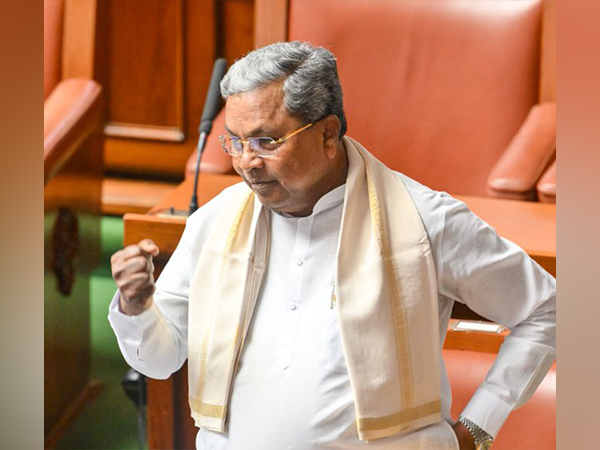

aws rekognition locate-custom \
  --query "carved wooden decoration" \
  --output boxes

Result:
[52,207,80,296]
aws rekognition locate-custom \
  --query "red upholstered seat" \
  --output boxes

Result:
[443,349,556,450]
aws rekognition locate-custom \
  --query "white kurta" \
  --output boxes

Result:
[109,173,556,450]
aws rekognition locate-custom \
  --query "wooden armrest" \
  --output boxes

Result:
[44,78,102,184]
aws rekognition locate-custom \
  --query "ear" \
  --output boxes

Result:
[322,115,342,159]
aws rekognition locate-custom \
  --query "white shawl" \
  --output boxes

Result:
[188,137,442,440]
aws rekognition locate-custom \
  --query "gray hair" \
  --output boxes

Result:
[220,41,347,136]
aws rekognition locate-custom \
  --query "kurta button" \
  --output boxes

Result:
[296,259,304,266]
[288,302,297,310]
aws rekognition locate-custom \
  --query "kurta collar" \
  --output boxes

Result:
[274,183,346,219]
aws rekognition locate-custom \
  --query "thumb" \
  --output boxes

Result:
[139,239,160,257]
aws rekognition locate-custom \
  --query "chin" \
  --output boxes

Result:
[256,196,294,215]
[258,198,286,213]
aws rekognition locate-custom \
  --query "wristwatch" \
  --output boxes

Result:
[458,416,494,450]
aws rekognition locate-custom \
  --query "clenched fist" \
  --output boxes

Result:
[111,239,160,316]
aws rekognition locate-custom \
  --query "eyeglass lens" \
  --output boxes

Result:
[226,136,278,154]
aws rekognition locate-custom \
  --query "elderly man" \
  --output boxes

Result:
[109,42,556,450]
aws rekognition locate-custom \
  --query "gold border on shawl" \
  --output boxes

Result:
[357,400,441,432]
[190,396,226,419]
[364,162,414,408]
[224,191,255,254]
[193,191,254,418]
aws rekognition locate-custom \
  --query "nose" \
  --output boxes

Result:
[236,143,265,171]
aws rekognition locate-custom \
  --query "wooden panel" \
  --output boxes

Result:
[217,0,255,61]
[102,0,219,176]
[104,123,185,142]
[146,377,176,450]
[106,0,184,136]
[101,0,256,177]
[102,178,177,216]
[254,0,288,48]
[105,135,194,177]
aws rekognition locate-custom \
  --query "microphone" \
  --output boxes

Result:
[189,58,228,215]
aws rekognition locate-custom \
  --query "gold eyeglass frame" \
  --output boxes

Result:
[219,121,315,158]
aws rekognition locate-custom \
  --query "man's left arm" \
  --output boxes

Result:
[437,196,556,442]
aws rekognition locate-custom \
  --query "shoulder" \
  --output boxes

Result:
[391,171,460,234]
[182,181,250,241]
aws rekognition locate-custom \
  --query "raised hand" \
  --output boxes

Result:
[111,239,160,315]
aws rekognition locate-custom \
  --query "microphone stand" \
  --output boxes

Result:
[157,131,207,217]
[188,131,208,215]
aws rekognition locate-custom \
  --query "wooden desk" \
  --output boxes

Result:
[123,176,556,449]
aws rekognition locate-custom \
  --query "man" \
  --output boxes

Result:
[109,42,556,450]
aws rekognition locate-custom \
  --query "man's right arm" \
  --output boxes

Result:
[108,237,190,379]
[107,186,240,380]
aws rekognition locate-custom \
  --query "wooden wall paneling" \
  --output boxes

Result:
[104,0,185,141]
[254,0,288,48]
[102,178,177,215]
[103,0,218,177]
[185,0,218,147]
[540,0,556,102]
[104,139,197,178]
[216,0,255,62]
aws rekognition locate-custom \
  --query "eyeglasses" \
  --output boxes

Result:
[219,122,314,158]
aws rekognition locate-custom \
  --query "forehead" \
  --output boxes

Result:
[225,82,296,135]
